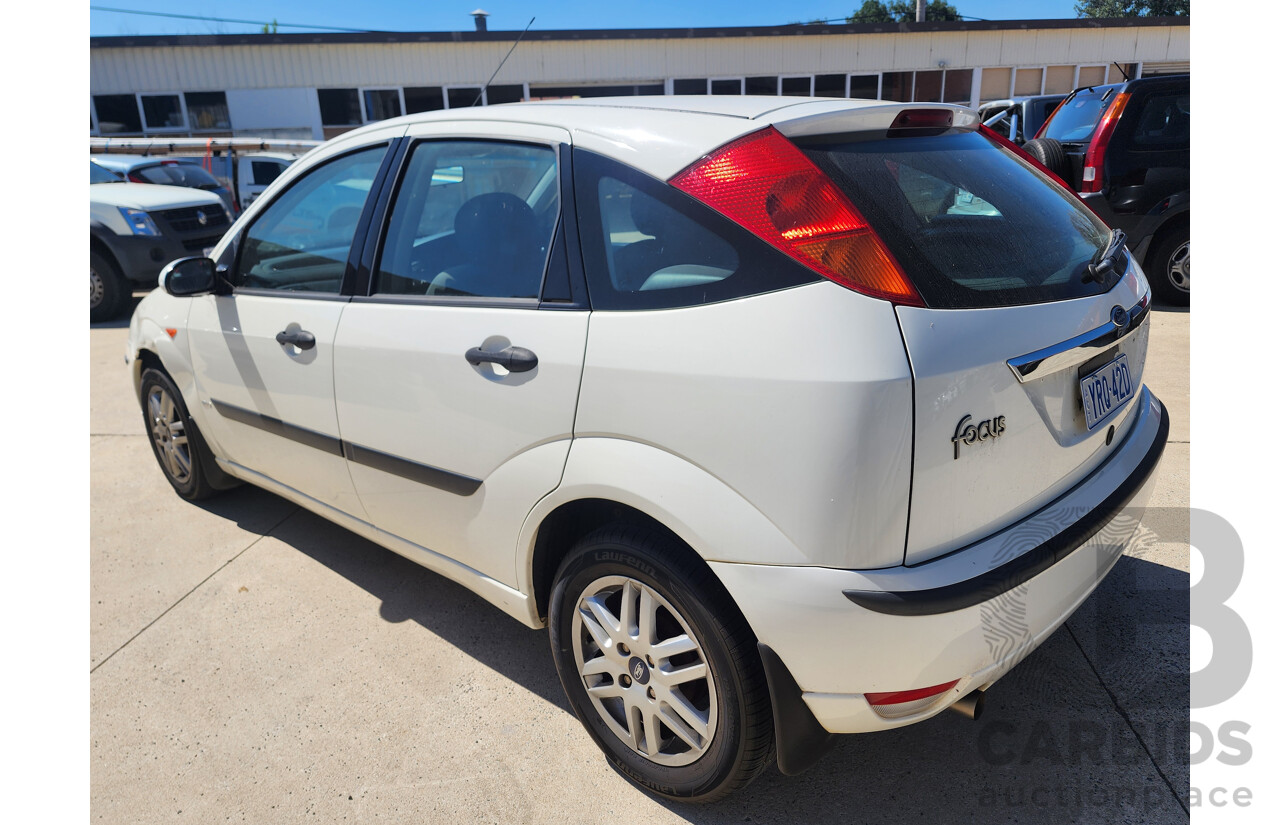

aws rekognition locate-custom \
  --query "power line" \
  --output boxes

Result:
[89,5,380,33]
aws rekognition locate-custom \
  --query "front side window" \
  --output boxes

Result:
[375,141,559,300]
[236,146,387,292]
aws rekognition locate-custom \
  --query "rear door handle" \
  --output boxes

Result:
[276,329,316,350]
[465,345,538,373]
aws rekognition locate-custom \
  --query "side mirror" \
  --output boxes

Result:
[160,257,216,297]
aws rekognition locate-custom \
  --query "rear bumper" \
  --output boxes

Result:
[711,386,1167,736]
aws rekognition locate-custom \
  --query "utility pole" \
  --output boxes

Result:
[917,0,925,21]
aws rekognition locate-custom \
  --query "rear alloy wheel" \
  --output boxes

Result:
[549,525,773,802]
[90,249,127,323]
[1148,227,1190,306]
[140,368,221,501]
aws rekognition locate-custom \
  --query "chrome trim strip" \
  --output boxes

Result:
[1006,293,1150,383]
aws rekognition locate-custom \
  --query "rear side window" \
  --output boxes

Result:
[1131,91,1190,147]
[375,140,559,300]
[574,149,819,311]
[801,130,1114,309]
[252,160,287,186]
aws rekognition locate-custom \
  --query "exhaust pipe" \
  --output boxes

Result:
[948,689,985,721]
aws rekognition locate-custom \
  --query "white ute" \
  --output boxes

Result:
[125,96,1168,801]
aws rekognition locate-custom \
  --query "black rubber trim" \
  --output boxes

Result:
[843,400,1169,616]
[758,644,837,776]
[212,400,344,457]
[210,399,482,495]
[343,442,482,496]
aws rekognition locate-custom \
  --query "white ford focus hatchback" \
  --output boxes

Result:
[126,96,1168,802]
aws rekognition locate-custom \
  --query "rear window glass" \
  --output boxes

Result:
[136,164,221,189]
[801,130,1115,309]
[1042,86,1121,142]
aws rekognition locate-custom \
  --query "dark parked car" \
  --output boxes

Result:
[977,94,1067,145]
[1022,75,1189,305]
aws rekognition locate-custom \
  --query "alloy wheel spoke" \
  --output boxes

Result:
[580,655,616,678]
[579,601,616,652]
[662,689,711,741]
[637,588,657,647]
[658,704,705,750]
[650,633,697,661]
[641,708,662,757]
[660,661,706,686]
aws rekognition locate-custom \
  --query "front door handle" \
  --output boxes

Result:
[275,329,316,350]
[465,345,538,373]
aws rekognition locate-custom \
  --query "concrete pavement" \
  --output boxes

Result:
[90,299,1189,823]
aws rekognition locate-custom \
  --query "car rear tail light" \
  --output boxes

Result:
[865,679,960,719]
[1081,92,1130,194]
[670,127,923,306]
[127,172,145,183]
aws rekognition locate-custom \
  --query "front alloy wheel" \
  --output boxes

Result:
[139,368,221,501]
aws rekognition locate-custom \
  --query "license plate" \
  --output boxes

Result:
[1080,354,1134,430]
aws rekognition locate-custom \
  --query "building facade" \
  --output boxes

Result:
[90,17,1190,141]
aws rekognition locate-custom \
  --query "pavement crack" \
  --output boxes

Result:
[1066,622,1189,818]
[90,506,300,674]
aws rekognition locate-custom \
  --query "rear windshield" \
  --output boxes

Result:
[1042,86,1121,142]
[135,163,221,189]
[801,130,1115,309]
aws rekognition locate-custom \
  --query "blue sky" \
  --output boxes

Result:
[90,1,1084,36]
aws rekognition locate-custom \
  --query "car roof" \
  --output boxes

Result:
[326,95,975,180]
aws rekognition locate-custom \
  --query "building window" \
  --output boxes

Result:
[979,67,1012,102]
[1014,68,1044,96]
[746,76,778,95]
[781,77,812,96]
[711,78,743,95]
[140,94,185,130]
[914,70,943,102]
[486,84,525,105]
[93,94,142,134]
[673,78,707,94]
[814,74,846,98]
[447,87,482,109]
[881,72,912,102]
[850,74,879,100]
[185,92,230,130]
[404,87,445,114]
[530,83,663,99]
[318,89,362,126]
[942,69,973,103]
[363,89,403,121]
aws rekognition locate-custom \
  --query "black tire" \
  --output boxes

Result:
[139,368,222,501]
[548,524,774,803]
[1022,137,1067,179]
[90,248,127,323]
[1146,225,1190,306]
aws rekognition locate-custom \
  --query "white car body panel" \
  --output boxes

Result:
[334,303,589,585]
[186,294,366,517]
[574,281,913,570]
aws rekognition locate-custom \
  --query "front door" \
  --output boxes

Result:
[188,143,391,516]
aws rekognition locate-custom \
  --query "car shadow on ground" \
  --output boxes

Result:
[191,486,1189,821]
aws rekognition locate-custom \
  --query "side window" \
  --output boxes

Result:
[375,140,559,300]
[1131,91,1190,147]
[597,177,738,293]
[236,146,386,292]
[251,160,286,186]
[574,149,819,311]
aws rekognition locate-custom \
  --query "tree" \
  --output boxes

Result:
[848,1,962,23]
[1075,0,1188,16]
[260,19,279,34]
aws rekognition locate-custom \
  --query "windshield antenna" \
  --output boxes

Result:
[1111,61,1130,82]
[473,17,535,106]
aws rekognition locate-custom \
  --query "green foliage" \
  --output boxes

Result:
[1074,0,1189,16]
[848,0,962,23]
[260,18,279,34]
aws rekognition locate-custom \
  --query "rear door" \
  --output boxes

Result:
[332,123,586,586]
[800,126,1150,564]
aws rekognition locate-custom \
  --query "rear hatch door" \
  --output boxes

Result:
[799,124,1151,564]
